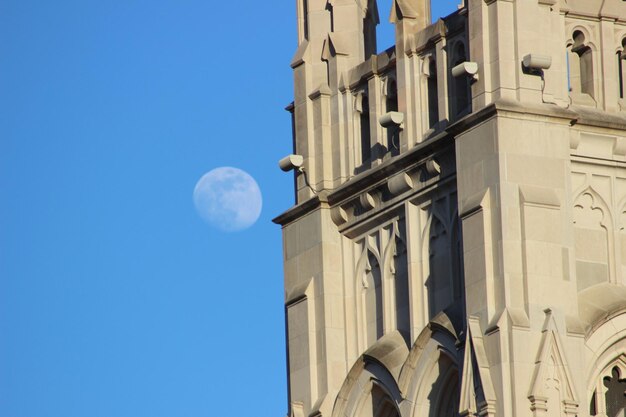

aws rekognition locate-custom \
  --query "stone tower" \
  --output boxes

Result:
[273,1,626,417]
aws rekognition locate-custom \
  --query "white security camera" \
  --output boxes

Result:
[379,111,404,129]
[279,154,304,172]
[451,61,479,81]
[522,54,552,70]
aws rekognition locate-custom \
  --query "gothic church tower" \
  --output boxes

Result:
[274,1,626,417]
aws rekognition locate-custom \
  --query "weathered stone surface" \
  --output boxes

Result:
[276,1,626,416]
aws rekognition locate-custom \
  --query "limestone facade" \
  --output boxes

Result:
[274,1,626,417]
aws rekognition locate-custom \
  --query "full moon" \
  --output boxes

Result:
[193,167,262,232]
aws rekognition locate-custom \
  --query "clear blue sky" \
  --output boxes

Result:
[0,1,460,416]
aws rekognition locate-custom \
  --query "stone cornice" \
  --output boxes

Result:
[273,133,454,227]
[272,192,329,226]
[274,99,626,227]
[327,133,450,206]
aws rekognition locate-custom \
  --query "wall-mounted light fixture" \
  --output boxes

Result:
[278,154,304,172]
[379,111,405,129]
[522,54,552,72]
[451,61,479,82]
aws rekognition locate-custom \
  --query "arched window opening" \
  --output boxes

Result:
[356,91,372,169]
[618,38,626,100]
[385,78,398,113]
[433,370,460,417]
[451,42,470,117]
[590,366,626,417]
[370,385,400,417]
[604,367,626,417]
[384,77,399,156]
[569,30,595,98]
[425,354,460,417]
[427,57,439,129]
[401,328,462,417]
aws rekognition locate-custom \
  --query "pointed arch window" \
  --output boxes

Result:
[450,42,471,117]
[384,77,399,156]
[425,55,439,129]
[568,30,595,100]
[370,384,400,417]
[385,77,398,113]
[355,91,372,169]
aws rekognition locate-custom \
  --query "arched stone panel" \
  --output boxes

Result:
[586,313,626,417]
[331,332,407,417]
[382,219,410,342]
[420,197,457,320]
[356,234,384,351]
[398,318,461,417]
[573,187,613,290]
[565,24,600,106]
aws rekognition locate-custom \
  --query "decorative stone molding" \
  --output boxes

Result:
[359,191,378,211]
[528,310,579,417]
[308,84,333,100]
[459,317,497,417]
[291,40,310,68]
[354,90,367,113]
[425,158,441,176]
[331,205,349,225]
[613,136,626,157]
[588,354,626,417]
[519,184,562,212]
[322,32,352,60]
[330,342,405,417]
[326,141,452,230]
[387,172,414,196]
